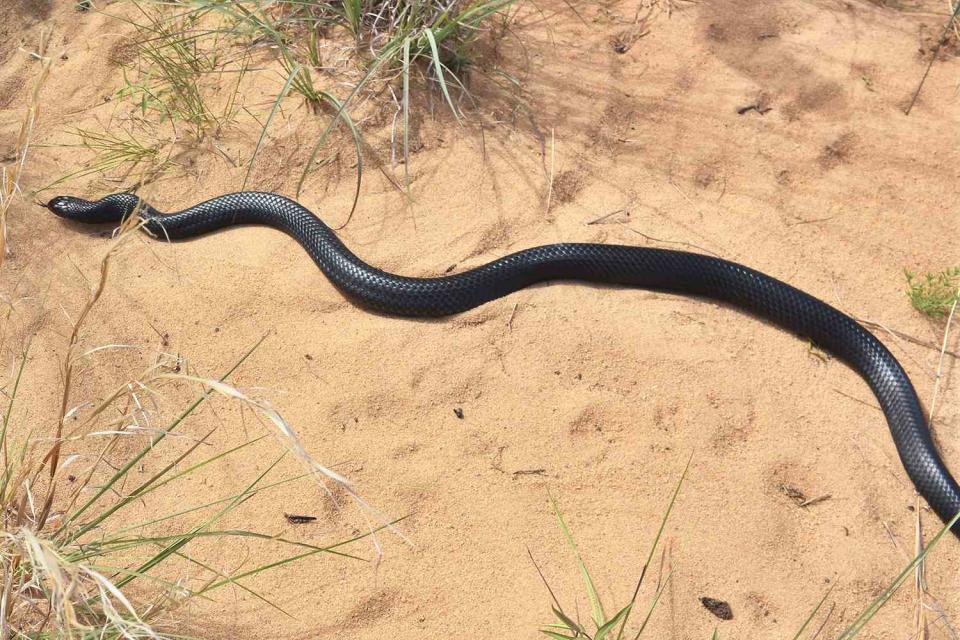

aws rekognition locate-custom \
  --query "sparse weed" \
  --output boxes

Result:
[138,0,518,203]
[533,465,960,639]
[39,126,174,194]
[836,510,960,639]
[55,0,517,223]
[286,0,518,193]
[2,346,376,638]
[531,459,689,640]
[905,267,960,319]
[116,3,247,140]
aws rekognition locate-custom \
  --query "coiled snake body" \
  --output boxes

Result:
[47,191,960,535]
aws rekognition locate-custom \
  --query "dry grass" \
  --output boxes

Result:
[0,206,371,637]
[0,31,51,271]
[1,220,385,637]
[911,295,960,640]
[1,53,384,634]
[3,4,506,637]
[47,0,519,218]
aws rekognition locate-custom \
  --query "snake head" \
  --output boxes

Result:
[46,195,93,220]
[46,193,142,224]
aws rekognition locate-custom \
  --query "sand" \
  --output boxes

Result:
[2,0,959,638]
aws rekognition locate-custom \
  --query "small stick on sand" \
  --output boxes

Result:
[905,2,960,115]
[586,208,629,225]
[544,128,555,216]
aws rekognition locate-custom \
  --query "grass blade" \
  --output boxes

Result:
[790,583,834,640]
[632,571,670,640]
[402,36,412,192]
[424,27,461,121]
[550,493,606,628]
[197,518,404,594]
[837,510,960,639]
[243,64,301,190]
[617,454,691,640]
[0,346,30,500]
[596,603,632,640]
[56,334,267,538]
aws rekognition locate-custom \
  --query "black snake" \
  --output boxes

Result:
[46,191,960,536]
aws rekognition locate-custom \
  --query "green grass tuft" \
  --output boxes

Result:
[905,267,960,319]
[531,457,690,640]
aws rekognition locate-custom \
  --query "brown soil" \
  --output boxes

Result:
[2,1,959,638]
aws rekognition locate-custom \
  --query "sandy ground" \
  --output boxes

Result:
[2,0,960,637]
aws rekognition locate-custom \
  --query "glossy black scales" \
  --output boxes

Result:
[47,191,960,535]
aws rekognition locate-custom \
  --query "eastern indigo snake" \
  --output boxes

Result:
[47,191,960,535]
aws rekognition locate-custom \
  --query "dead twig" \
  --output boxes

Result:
[624,226,722,258]
[905,1,960,115]
[544,128,555,216]
[854,317,960,361]
[798,494,832,508]
[927,297,958,423]
[911,291,959,640]
[810,603,837,640]
[587,208,630,225]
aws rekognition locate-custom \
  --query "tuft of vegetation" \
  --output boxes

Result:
[50,0,519,221]
[2,347,376,638]
[1,214,381,638]
[530,459,689,640]
[115,3,249,141]
[276,0,519,196]
[532,463,960,639]
[835,509,960,639]
[905,267,960,319]
[39,127,175,194]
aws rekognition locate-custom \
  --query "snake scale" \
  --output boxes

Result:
[46,191,960,536]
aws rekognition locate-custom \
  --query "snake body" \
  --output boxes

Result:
[47,191,960,535]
